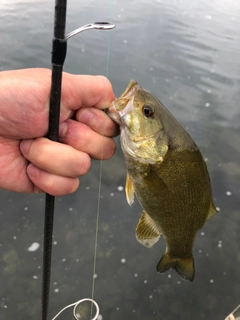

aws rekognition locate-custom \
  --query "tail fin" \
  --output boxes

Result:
[157,252,195,282]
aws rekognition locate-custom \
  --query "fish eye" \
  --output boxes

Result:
[142,105,154,117]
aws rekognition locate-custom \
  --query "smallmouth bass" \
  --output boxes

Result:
[107,81,216,282]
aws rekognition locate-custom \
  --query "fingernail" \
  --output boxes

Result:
[20,139,33,154]
[59,122,68,138]
[27,164,39,177]
[78,109,94,124]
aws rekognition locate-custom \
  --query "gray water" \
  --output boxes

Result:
[0,0,240,319]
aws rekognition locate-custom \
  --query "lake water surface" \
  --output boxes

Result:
[0,0,240,319]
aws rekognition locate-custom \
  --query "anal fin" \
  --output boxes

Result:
[136,211,161,248]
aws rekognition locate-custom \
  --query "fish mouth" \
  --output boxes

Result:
[118,80,139,100]
[107,80,140,124]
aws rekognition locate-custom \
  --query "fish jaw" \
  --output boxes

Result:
[106,80,140,125]
[107,96,135,126]
[107,103,121,125]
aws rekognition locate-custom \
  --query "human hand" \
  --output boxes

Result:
[0,68,118,196]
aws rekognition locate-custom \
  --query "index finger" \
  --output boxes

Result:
[61,73,116,114]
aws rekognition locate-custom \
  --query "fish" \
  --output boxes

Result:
[107,80,216,282]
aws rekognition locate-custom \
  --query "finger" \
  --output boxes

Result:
[60,74,116,119]
[27,164,79,196]
[59,119,116,160]
[0,69,116,139]
[75,108,119,137]
[20,138,91,177]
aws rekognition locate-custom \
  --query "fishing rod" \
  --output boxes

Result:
[42,1,115,319]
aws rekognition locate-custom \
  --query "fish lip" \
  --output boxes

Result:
[107,80,140,124]
[107,105,121,124]
[119,80,139,99]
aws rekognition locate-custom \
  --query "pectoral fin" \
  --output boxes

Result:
[125,172,135,206]
[136,211,161,248]
[207,200,217,220]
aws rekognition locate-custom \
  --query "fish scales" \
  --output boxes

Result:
[107,80,216,281]
[128,150,211,255]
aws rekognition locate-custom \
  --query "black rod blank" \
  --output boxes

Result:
[41,1,67,320]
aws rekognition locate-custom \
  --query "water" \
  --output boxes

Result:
[0,0,240,319]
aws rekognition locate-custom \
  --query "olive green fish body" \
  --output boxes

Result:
[126,147,213,250]
[107,81,216,281]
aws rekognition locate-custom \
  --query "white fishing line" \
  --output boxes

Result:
[51,298,99,320]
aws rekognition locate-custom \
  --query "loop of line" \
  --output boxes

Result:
[51,298,99,320]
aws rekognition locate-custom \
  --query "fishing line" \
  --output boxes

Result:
[91,1,115,316]
[51,298,99,320]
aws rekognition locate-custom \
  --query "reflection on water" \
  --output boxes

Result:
[0,0,240,319]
